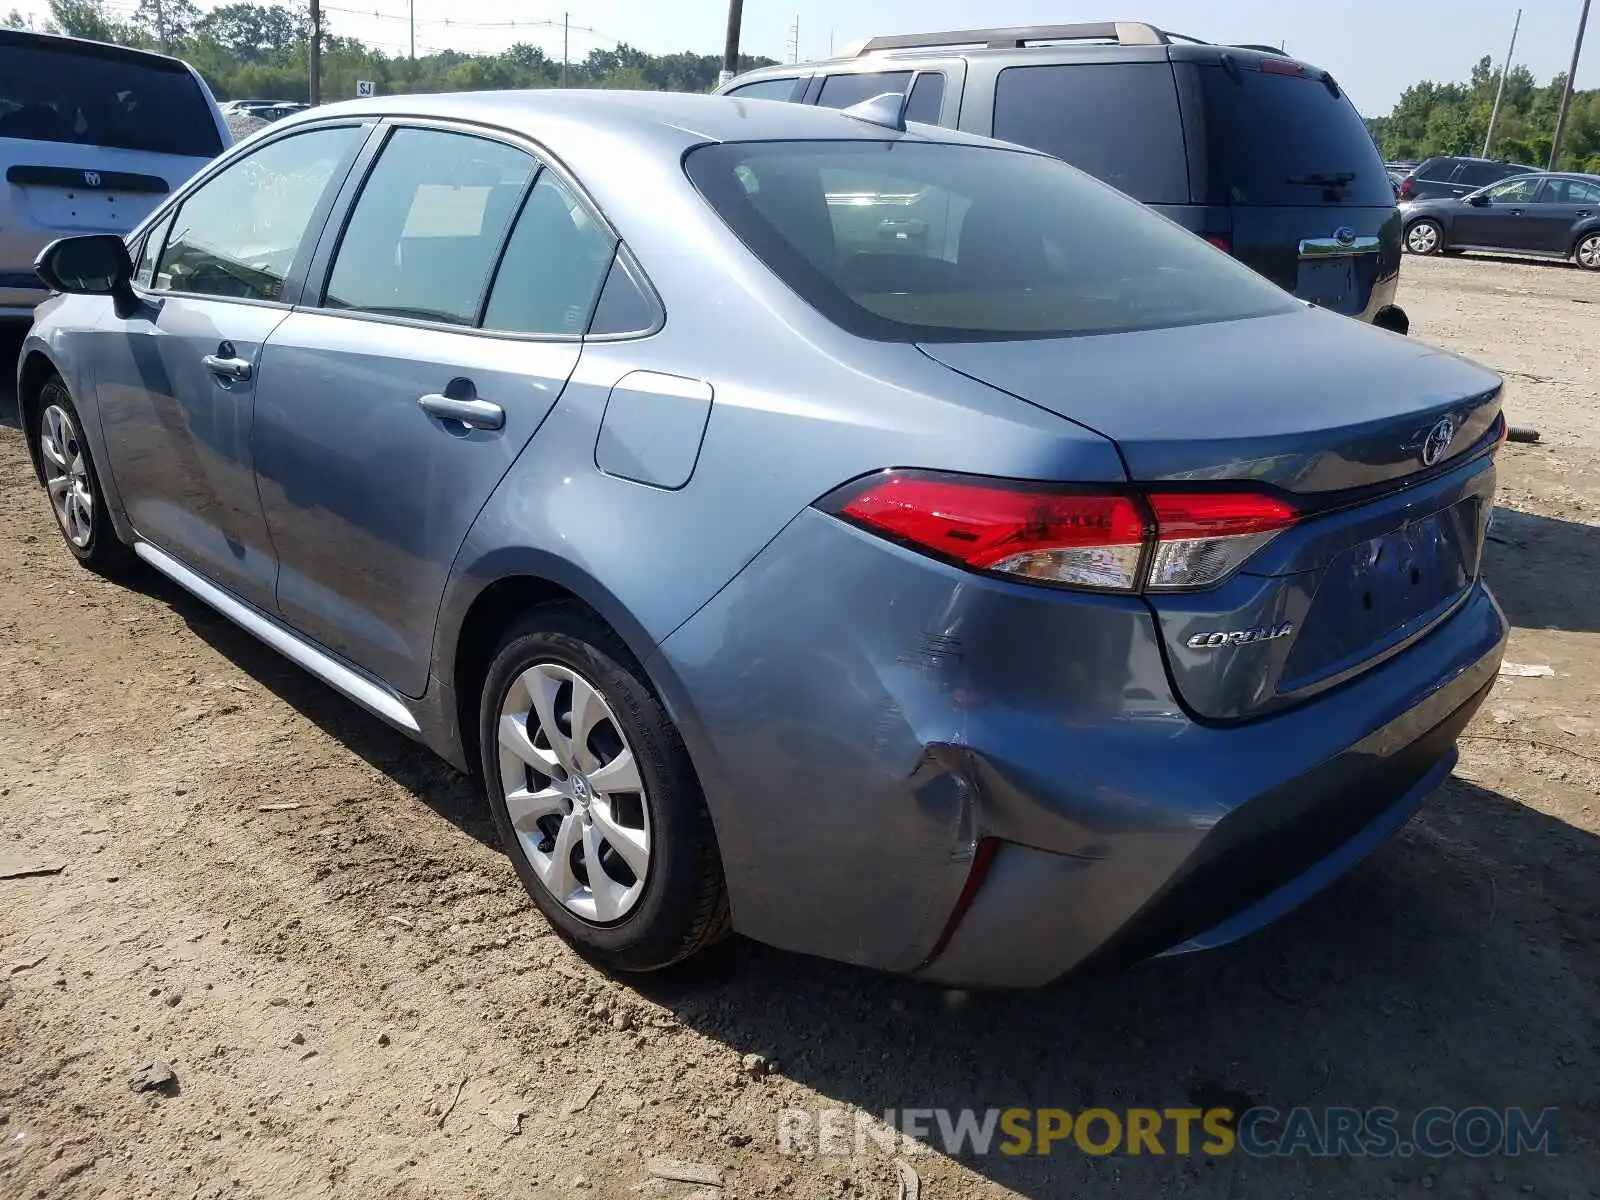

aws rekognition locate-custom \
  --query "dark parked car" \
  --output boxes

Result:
[717,20,1410,332]
[1401,172,1600,268]
[1397,155,1540,202]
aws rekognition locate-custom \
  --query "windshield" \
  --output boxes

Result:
[685,140,1298,343]
[0,42,222,158]
[1195,64,1392,207]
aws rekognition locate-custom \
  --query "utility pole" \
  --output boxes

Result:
[154,0,167,53]
[1483,8,1521,158]
[787,15,800,64]
[562,12,568,87]
[409,0,414,58]
[721,0,744,86]
[309,0,322,105]
[1548,0,1592,170]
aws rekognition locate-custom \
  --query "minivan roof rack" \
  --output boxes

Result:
[1231,43,1289,54]
[856,21,1187,54]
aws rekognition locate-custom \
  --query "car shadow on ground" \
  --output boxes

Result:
[120,555,1600,1196]
[1485,506,1600,634]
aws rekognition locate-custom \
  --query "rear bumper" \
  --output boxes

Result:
[652,507,1507,986]
[919,668,1493,988]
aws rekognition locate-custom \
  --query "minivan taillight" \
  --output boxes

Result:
[823,471,1298,593]
[1398,178,1415,199]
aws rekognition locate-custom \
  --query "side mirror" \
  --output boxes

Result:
[35,234,138,317]
[1467,194,1490,207]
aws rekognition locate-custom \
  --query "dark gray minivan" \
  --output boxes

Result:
[718,21,1408,332]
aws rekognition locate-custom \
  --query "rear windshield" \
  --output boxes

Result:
[1196,64,1392,207]
[685,140,1297,343]
[0,43,222,158]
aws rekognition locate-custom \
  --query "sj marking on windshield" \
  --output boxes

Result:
[1187,622,1295,651]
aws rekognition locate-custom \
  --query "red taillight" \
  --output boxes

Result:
[1203,234,1231,253]
[1398,178,1415,199]
[1144,492,1298,590]
[838,474,1148,590]
[827,472,1299,593]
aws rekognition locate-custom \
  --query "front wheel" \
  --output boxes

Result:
[1405,219,1444,255]
[31,377,134,575]
[478,603,729,972]
[1575,231,1600,271]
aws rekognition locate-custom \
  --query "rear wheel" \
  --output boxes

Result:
[1405,219,1444,255]
[478,603,729,972]
[31,377,134,574]
[1575,232,1600,271]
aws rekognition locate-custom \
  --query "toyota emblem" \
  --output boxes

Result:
[1421,417,1456,467]
[83,170,102,187]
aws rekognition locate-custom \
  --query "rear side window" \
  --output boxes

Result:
[725,78,801,102]
[481,172,614,336]
[0,41,221,158]
[1195,64,1393,206]
[324,127,534,326]
[992,63,1188,204]
[686,140,1296,343]
[905,73,946,124]
[1548,177,1600,204]
[1415,157,1454,181]
[818,71,914,109]
[1456,162,1504,187]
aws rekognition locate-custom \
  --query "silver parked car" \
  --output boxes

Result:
[20,91,1505,987]
[0,29,229,322]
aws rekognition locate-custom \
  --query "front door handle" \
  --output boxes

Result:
[1505,208,1524,216]
[202,353,252,381]
[1577,210,1592,218]
[418,393,505,431]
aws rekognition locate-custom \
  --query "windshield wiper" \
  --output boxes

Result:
[1287,171,1357,186]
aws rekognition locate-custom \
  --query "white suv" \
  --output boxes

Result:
[1,29,229,321]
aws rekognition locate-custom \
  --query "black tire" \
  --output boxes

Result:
[1574,231,1600,271]
[1404,219,1445,256]
[478,602,729,972]
[30,376,135,575]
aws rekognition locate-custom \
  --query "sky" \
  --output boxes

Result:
[15,0,1598,115]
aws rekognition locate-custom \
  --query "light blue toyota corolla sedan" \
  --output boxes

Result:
[18,90,1507,987]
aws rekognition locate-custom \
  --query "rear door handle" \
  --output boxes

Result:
[418,393,505,431]
[1578,210,1593,218]
[202,354,252,381]
[1506,208,1524,216]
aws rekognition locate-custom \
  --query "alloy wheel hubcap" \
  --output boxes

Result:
[1580,236,1600,268]
[497,662,651,923]
[39,404,94,548]
[1408,224,1438,253]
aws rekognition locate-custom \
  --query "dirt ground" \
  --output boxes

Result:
[1,254,1597,1200]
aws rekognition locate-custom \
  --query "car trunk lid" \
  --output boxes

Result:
[918,308,1503,720]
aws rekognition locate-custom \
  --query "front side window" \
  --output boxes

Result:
[324,127,535,326]
[1483,176,1542,204]
[481,172,615,335]
[154,126,363,301]
[687,140,1297,343]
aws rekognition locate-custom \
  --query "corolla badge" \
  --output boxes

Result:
[1334,225,1356,246]
[1187,622,1295,651]
[1421,416,1457,467]
[83,170,102,187]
